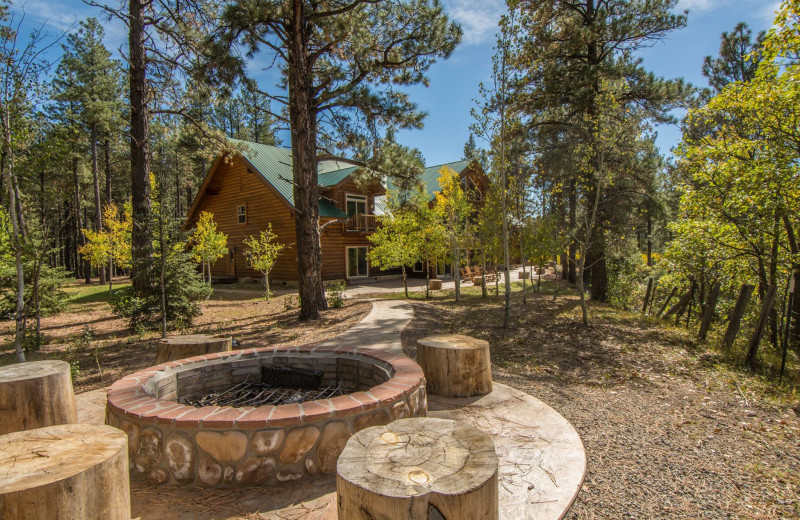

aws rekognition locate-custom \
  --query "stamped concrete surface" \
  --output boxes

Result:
[429,384,586,520]
[72,298,584,519]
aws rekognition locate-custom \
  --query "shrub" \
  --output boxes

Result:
[327,281,347,309]
[110,245,211,330]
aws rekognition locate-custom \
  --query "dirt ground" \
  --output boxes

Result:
[399,280,800,519]
[0,279,370,393]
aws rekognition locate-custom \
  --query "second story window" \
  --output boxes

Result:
[237,205,246,224]
[345,194,367,216]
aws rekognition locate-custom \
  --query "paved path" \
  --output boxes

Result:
[75,295,584,520]
[315,299,411,353]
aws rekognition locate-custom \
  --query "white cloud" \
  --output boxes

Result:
[7,0,127,54]
[444,0,506,46]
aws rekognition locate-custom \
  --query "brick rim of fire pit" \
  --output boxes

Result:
[105,344,427,487]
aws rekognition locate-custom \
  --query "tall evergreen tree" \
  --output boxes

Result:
[53,18,124,284]
[206,0,461,319]
[702,22,766,94]
[511,0,689,302]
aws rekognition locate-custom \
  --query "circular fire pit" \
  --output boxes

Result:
[106,345,426,487]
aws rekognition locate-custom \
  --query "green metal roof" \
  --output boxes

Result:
[230,139,472,216]
[387,159,472,201]
[231,139,349,218]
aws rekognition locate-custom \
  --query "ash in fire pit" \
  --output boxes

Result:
[186,365,345,407]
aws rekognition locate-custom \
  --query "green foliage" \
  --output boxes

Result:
[79,202,133,273]
[243,223,285,300]
[191,211,228,283]
[326,281,346,309]
[110,243,211,329]
[369,189,425,297]
[111,174,210,330]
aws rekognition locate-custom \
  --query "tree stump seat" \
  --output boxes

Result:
[337,417,498,520]
[428,279,443,290]
[518,270,530,279]
[0,423,131,519]
[416,334,492,397]
[0,360,77,435]
[155,334,233,364]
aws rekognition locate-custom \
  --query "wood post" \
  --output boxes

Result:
[656,287,677,318]
[723,284,755,351]
[746,284,778,370]
[337,417,498,520]
[648,282,658,315]
[663,289,692,320]
[698,282,721,342]
[416,334,492,397]
[0,424,131,519]
[0,360,77,435]
[642,278,653,314]
[155,334,233,364]
[780,290,794,382]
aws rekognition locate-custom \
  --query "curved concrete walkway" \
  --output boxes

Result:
[76,298,585,520]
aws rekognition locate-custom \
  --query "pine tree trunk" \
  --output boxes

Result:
[72,157,89,283]
[91,124,106,285]
[104,137,112,204]
[129,0,153,293]
[588,234,608,302]
[287,0,326,320]
[567,178,577,284]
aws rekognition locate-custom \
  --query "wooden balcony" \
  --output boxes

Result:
[346,214,377,232]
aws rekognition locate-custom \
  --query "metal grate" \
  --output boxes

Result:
[186,376,344,408]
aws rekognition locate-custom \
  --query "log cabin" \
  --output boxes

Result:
[185,140,489,283]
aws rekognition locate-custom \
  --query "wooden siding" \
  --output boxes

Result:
[320,178,383,280]
[189,156,301,281]
[188,156,388,282]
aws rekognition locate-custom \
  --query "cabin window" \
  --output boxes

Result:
[237,205,246,224]
[461,177,481,201]
[347,247,368,278]
[412,261,424,273]
[345,194,367,216]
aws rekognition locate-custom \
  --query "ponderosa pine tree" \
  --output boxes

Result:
[702,22,766,95]
[53,18,124,285]
[205,0,461,319]
[511,0,689,302]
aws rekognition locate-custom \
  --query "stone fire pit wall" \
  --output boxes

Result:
[105,345,427,487]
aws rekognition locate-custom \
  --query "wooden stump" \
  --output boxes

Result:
[0,423,131,520]
[0,360,77,435]
[518,270,530,279]
[428,279,443,290]
[156,334,232,364]
[416,334,492,397]
[337,417,498,520]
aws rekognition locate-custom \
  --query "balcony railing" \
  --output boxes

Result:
[346,214,377,232]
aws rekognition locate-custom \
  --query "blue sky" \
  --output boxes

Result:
[7,0,781,165]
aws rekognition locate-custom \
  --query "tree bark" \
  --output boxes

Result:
[91,124,106,284]
[746,284,778,370]
[0,361,77,434]
[104,137,112,204]
[129,0,153,292]
[287,0,326,320]
[567,178,577,283]
[723,284,755,351]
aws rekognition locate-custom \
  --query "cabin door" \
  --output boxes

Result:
[227,246,236,277]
